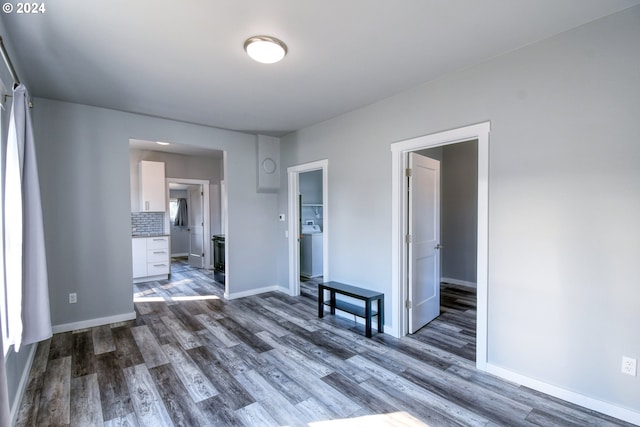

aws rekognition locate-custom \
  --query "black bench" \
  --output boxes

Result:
[317,281,384,338]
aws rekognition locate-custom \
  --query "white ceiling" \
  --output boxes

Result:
[129,138,223,158]
[2,0,638,137]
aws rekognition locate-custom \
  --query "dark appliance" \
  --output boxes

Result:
[212,235,225,284]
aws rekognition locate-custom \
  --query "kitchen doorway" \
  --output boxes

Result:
[129,139,226,305]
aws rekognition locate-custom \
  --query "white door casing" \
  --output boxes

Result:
[390,121,489,370]
[188,185,204,268]
[287,159,329,296]
[408,153,441,333]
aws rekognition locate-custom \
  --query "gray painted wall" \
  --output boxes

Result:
[278,6,640,413]
[32,99,279,331]
[300,170,323,204]
[417,146,443,161]
[441,141,477,283]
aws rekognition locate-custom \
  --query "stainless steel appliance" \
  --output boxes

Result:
[212,235,225,284]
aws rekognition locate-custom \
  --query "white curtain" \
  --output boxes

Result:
[3,83,51,350]
[0,101,8,427]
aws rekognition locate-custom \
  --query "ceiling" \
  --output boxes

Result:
[129,138,223,158]
[2,0,638,137]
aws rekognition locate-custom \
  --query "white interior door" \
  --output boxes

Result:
[188,185,204,268]
[408,152,441,333]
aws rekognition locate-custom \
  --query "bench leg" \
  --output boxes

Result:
[318,287,324,318]
[378,296,384,334]
[330,291,336,315]
[365,301,372,338]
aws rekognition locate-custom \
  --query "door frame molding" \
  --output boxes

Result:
[165,177,211,269]
[390,121,490,370]
[287,159,329,296]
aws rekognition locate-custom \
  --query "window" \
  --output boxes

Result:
[169,198,179,223]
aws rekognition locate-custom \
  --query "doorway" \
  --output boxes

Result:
[166,178,211,270]
[299,170,324,280]
[287,160,329,296]
[390,122,490,370]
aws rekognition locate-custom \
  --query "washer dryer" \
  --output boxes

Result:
[301,224,323,278]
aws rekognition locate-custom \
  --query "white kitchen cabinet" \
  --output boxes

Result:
[131,238,147,278]
[139,160,166,212]
[146,236,170,277]
[132,235,170,282]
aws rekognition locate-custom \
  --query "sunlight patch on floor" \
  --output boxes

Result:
[161,278,195,289]
[308,412,429,426]
[133,287,158,297]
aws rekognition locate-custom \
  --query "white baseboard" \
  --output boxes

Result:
[133,274,168,284]
[10,343,37,426]
[441,277,477,288]
[52,311,137,334]
[485,363,640,425]
[225,285,290,300]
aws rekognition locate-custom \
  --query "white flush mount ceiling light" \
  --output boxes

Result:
[156,141,170,146]
[244,36,287,64]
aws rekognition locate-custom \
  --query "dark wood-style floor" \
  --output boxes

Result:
[15,260,632,426]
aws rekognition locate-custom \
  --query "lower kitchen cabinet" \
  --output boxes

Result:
[132,238,147,278]
[132,235,170,282]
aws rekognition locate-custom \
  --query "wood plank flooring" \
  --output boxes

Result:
[15,261,634,426]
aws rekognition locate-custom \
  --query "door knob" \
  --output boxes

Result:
[435,244,443,250]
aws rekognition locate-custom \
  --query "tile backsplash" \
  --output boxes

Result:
[131,212,164,235]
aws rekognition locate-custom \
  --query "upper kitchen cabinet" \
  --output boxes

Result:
[139,160,166,211]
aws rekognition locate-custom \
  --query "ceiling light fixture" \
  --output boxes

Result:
[244,35,287,64]
[156,141,170,146]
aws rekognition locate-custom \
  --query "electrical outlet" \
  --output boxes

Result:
[621,356,637,376]
[69,293,77,304]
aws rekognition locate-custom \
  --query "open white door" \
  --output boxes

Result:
[408,152,441,333]
[188,185,204,268]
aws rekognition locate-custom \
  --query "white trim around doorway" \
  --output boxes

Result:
[390,121,490,370]
[287,159,329,296]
